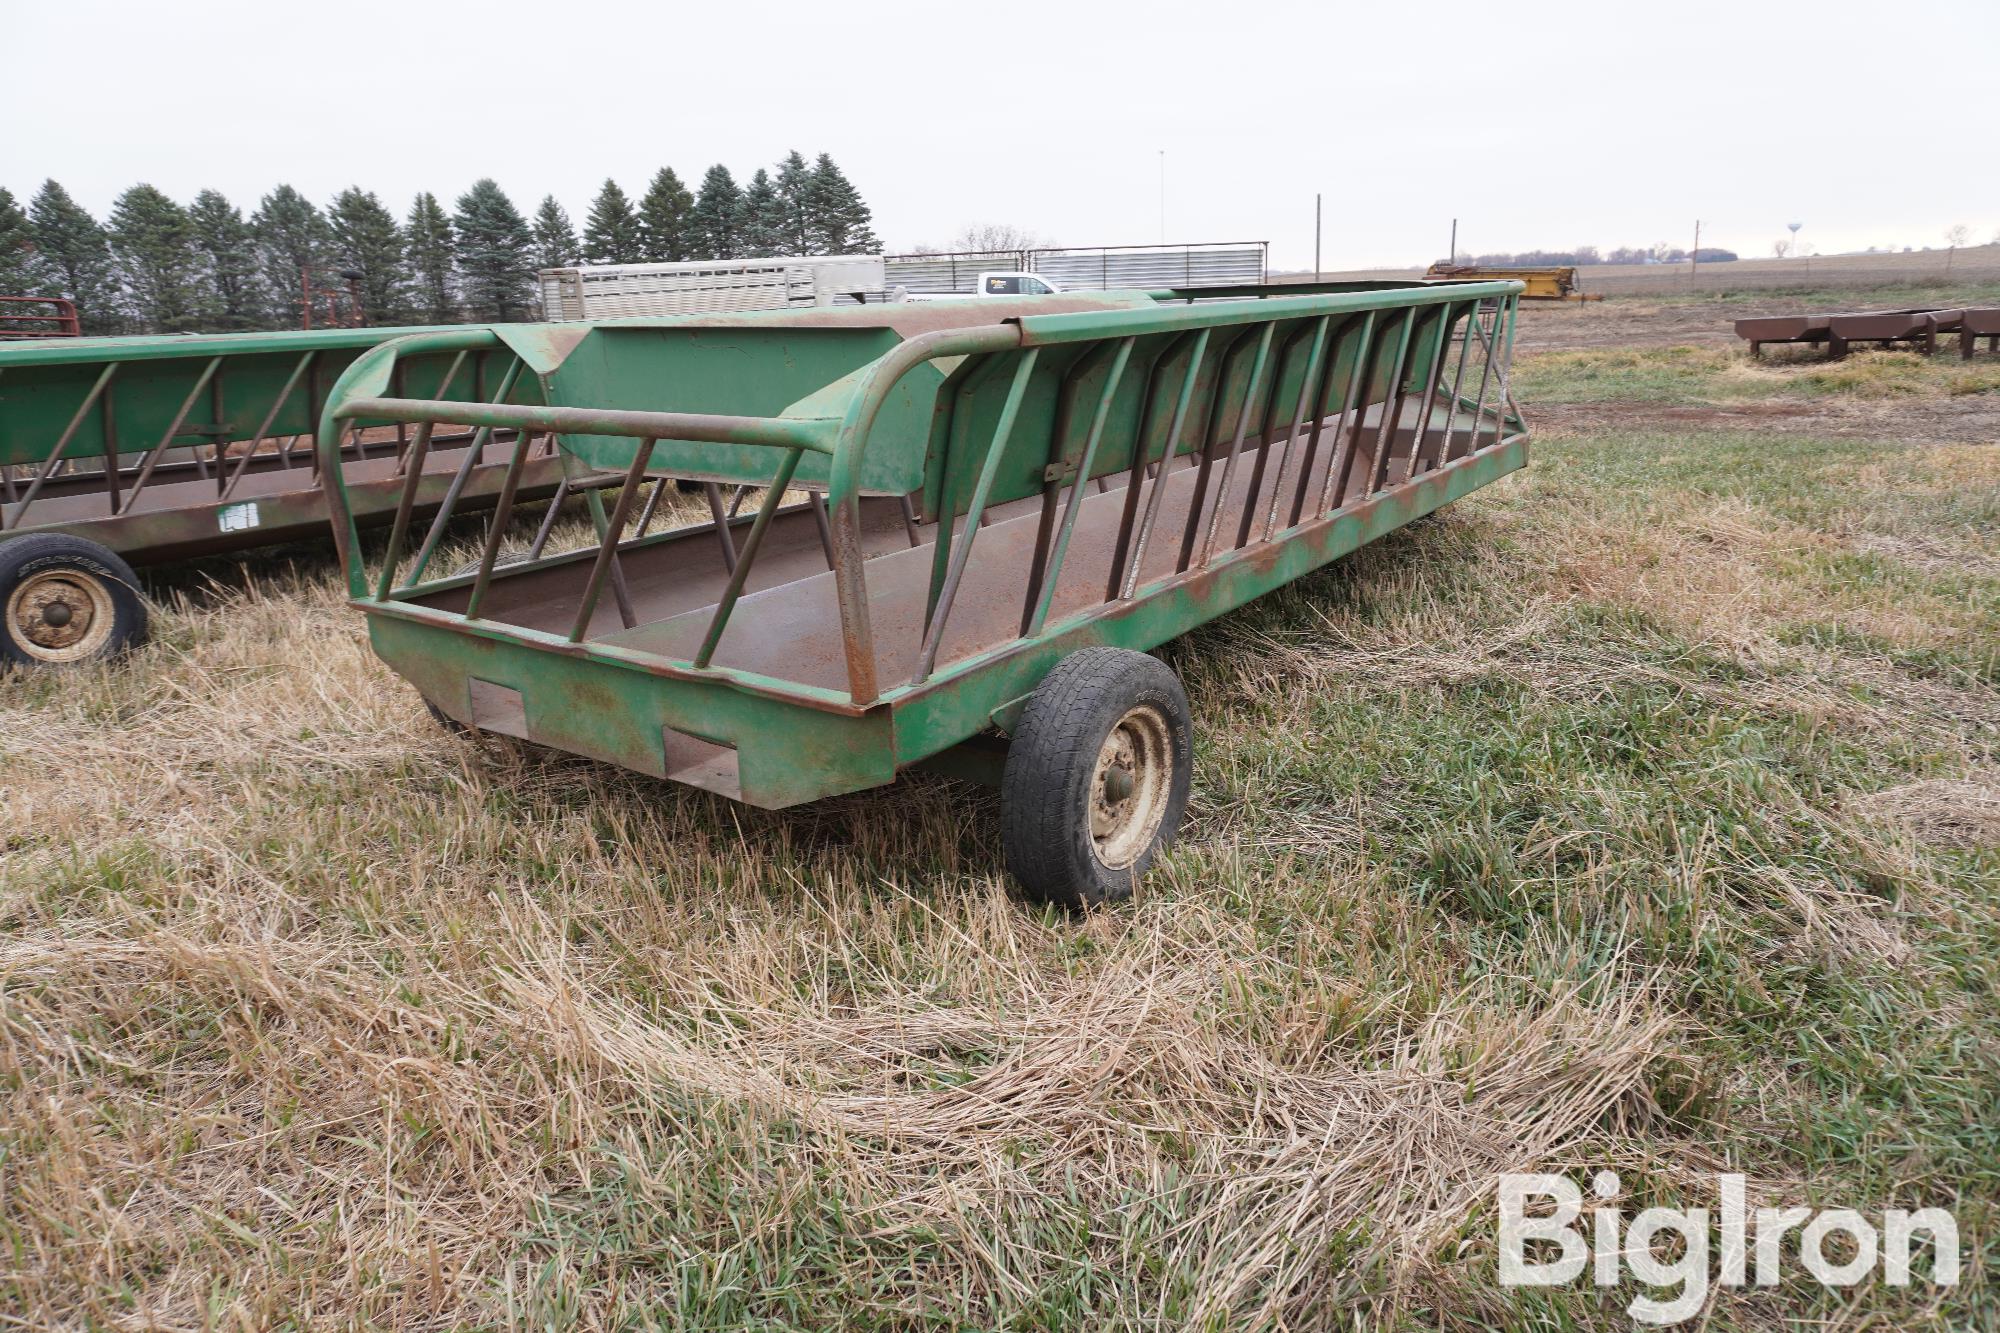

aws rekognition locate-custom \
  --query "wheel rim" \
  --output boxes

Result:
[1088,703,1173,871]
[7,567,117,664]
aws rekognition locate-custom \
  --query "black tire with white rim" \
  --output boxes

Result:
[1001,647,1193,908]
[0,533,148,667]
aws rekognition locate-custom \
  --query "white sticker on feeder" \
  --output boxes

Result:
[218,502,261,533]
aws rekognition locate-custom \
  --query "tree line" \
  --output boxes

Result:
[0,152,879,336]
[1440,244,1739,267]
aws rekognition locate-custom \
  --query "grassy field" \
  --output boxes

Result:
[1292,242,2000,299]
[2,331,1996,1327]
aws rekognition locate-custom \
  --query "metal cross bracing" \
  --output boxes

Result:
[0,327,564,564]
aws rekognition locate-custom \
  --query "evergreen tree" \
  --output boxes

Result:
[328,187,411,325]
[736,169,785,258]
[28,180,122,333]
[405,192,457,324]
[638,167,693,262]
[581,179,644,265]
[531,195,579,270]
[688,164,742,260]
[773,151,814,254]
[803,154,880,255]
[108,184,203,333]
[0,186,38,297]
[187,190,268,331]
[451,179,535,321]
[251,185,330,327]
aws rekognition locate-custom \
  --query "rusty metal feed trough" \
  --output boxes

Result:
[1736,307,1990,360]
[319,281,1528,905]
[0,327,562,665]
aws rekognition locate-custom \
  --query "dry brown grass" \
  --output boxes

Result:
[2,392,1995,1326]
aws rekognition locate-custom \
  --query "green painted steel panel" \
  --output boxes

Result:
[0,325,544,470]
[321,283,1528,808]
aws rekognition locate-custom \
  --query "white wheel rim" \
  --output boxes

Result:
[1088,703,1173,871]
[7,567,118,664]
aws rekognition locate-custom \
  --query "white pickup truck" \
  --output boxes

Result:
[892,271,1064,302]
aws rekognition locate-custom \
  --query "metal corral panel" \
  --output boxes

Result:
[884,252,1023,294]
[1032,244,1267,291]
[538,256,886,320]
[883,243,1268,294]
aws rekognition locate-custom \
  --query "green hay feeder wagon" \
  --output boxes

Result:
[319,281,1528,905]
[0,326,562,665]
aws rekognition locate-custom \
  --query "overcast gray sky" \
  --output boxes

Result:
[7,0,1996,270]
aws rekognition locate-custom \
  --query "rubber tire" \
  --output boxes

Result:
[1001,647,1192,909]
[0,533,148,667]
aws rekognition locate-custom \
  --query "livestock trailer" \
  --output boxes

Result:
[538,256,889,320]
[0,326,562,665]
[318,280,1528,905]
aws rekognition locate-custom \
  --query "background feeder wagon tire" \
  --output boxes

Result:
[1001,648,1193,909]
[0,533,148,667]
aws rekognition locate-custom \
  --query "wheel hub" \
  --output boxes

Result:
[1088,704,1173,870]
[8,568,115,662]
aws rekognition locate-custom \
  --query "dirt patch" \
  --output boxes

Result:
[1516,301,1748,351]
[1528,394,2000,445]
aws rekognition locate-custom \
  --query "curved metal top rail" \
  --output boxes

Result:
[315,281,1526,705]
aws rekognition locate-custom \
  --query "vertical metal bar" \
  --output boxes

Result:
[897,493,922,547]
[1406,308,1453,479]
[1234,322,1313,549]
[197,366,222,481]
[807,490,836,569]
[221,350,316,501]
[1288,315,1355,527]
[1025,336,1135,636]
[526,477,570,561]
[463,429,538,620]
[306,357,331,469]
[1261,315,1332,541]
[1436,301,1479,463]
[3,360,119,531]
[100,382,121,514]
[401,351,468,476]
[1321,311,1383,514]
[694,447,804,667]
[374,421,438,600]
[1021,343,1113,628]
[702,482,739,574]
[1364,308,1418,496]
[924,351,1028,629]
[403,358,525,585]
[392,361,409,464]
[566,439,656,642]
[1105,332,1192,602]
[1199,322,1275,566]
[1175,326,1259,573]
[1464,299,1500,457]
[914,349,1039,680]
[632,478,671,538]
[1498,293,1523,433]
[583,486,639,629]
[1122,327,1210,599]
[0,371,15,503]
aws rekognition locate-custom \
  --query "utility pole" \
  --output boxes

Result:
[1691,219,1701,286]
[1449,217,1457,264]
[1314,193,1322,281]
